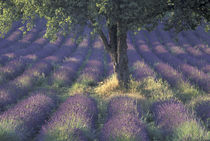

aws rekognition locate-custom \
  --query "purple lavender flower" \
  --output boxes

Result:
[107,96,140,118]
[195,101,210,128]
[50,36,90,86]
[100,113,149,141]
[127,36,155,81]
[37,94,98,141]
[0,83,24,111]
[134,32,185,88]
[78,37,104,82]
[136,31,210,92]
[0,58,27,84]
[0,94,55,141]
[157,27,210,74]
[0,28,22,49]
[151,100,191,133]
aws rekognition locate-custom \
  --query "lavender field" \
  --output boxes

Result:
[0,23,209,141]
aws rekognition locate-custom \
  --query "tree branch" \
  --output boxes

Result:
[98,29,111,52]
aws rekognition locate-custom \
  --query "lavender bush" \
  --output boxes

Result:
[140,31,210,92]
[195,101,210,129]
[37,94,98,141]
[157,26,210,74]
[151,100,191,133]
[100,96,149,141]
[78,37,104,83]
[107,96,140,118]
[134,32,185,88]
[127,35,155,81]
[51,36,90,86]
[0,60,53,111]
[0,58,27,84]
[0,28,22,51]
[0,94,55,141]
[100,113,149,141]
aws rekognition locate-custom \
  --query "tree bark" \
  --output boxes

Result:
[99,23,129,88]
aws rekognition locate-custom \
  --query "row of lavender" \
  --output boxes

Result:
[156,25,210,74]
[0,33,107,140]
[0,92,208,141]
[130,31,210,95]
[0,29,79,111]
[142,30,210,92]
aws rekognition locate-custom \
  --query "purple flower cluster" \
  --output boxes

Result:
[134,32,185,87]
[0,60,53,111]
[157,27,210,74]
[151,100,191,133]
[195,101,210,128]
[0,94,55,141]
[0,27,41,56]
[107,96,140,118]
[127,35,155,81]
[101,114,149,141]
[195,26,210,45]
[101,96,149,141]
[145,31,210,92]
[0,28,22,50]
[178,33,210,62]
[182,31,210,56]
[78,37,104,82]
[51,37,90,86]
[0,21,21,42]
[0,59,26,84]
[37,94,98,141]
[44,36,76,65]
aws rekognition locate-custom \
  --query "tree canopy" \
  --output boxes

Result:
[0,0,209,38]
[0,0,209,87]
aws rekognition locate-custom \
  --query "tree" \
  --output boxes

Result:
[0,0,209,87]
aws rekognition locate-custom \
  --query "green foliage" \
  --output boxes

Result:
[170,120,208,141]
[0,0,209,40]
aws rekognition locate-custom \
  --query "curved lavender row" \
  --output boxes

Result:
[0,61,53,111]
[195,101,210,128]
[127,34,155,81]
[0,25,44,60]
[0,26,23,50]
[51,35,90,86]
[174,32,210,63]
[133,32,188,89]
[151,100,191,133]
[0,58,27,84]
[156,26,210,74]
[150,99,207,140]
[0,32,48,83]
[22,39,59,64]
[43,36,75,65]
[194,26,210,45]
[0,35,70,111]
[37,94,98,141]
[0,94,55,141]
[0,21,21,46]
[78,37,104,82]
[107,96,140,119]
[0,30,47,65]
[146,31,210,92]
[101,96,148,141]
[182,31,210,56]
[0,19,44,52]
[101,113,149,141]
[0,34,62,84]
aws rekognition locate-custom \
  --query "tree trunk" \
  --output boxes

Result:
[99,23,129,88]
[115,23,129,88]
